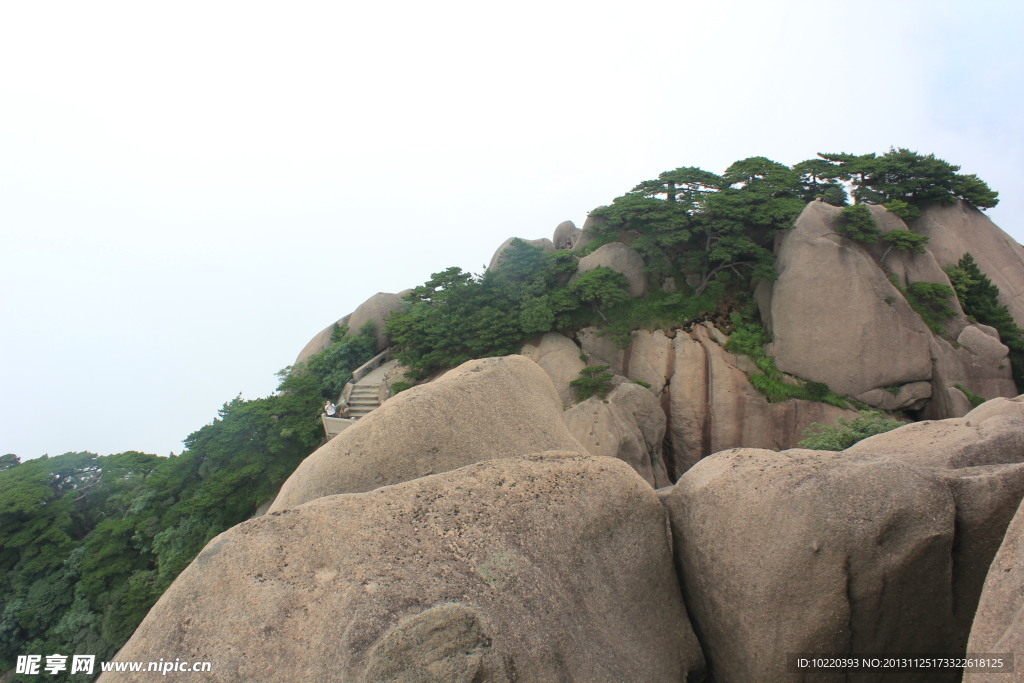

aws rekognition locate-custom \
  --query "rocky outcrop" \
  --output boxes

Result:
[572,213,606,252]
[924,326,1017,419]
[664,398,1024,681]
[294,315,349,367]
[107,454,705,682]
[575,242,647,298]
[486,237,555,272]
[914,201,1024,325]
[563,382,672,487]
[965,495,1024,681]
[624,324,856,475]
[269,355,586,511]
[346,291,408,352]
[552,219,581,249]
[293,290,407,365]
[519,332,586,406]
[576,326,626,374]
[769,201,934,396]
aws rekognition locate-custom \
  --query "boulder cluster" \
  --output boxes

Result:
[107,357,1024,681]
[106,202,1024,680]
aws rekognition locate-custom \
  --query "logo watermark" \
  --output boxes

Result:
[16,654,213,676]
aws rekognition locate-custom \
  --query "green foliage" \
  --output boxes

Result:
[280,322,377,400]
[818,148,999,210]
[888,275,957,335]
[390,381,413,394]
[570,365,614,401]
[726,313,848,407]
[799,411,905,450]
[820,184,848,206]
[835,204,879,243]
[883,229,929,254]
[588,157,800,296]
[946,253,1024,389]
[882,199,921,221]
[387,241,632,379]
[954,383,986,408]
[0,320,379,671]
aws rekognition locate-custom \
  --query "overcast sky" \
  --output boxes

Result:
[2,0,1022,459]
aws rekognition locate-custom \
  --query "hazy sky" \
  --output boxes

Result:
[2,1,1022,459]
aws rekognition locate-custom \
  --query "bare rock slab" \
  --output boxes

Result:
[770,201,932,396]
[105,454,705,682]
[664,400,1024,682]
[965,496,1024,682]
[269,355,586,511]
[563,382,671,487]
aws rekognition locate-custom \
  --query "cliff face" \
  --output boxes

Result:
[769,201,1017,419]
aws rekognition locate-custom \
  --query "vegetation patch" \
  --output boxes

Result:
[946,253,1024,390]
[882,229,929,255]
[835,204,880,243]
[799,410,906,450]
[953,383,986,408]
[570,365,615,401]
[887,275,957,335]
[726,313,848,407]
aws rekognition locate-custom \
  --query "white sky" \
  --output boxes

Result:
[2,0,1022,458]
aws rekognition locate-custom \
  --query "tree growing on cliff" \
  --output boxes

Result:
[587,157,802,295]
[818,148,999,210]
[946,253,1024,388]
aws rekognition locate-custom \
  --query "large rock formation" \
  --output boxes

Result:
[519,332,587,406]
[346,291,408,352]
[767,201,1018,417]
[769,201,934,396]
[269,355,586,511]
[663,398,1024,681]
[915,201,1024,324]
[105,454,706,682]
[622,324,856,475]
[563,382,672,487]
[551,219,581,249]
[292,290,408,365]
[294,315,348,367]
[575,242,647,298]
[965,495,1024,681]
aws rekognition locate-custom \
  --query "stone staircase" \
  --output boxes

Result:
[342,357,399,420]
[346,383,381,419]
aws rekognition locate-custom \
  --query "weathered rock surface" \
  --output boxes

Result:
[486,237,555,272]
[552,219,581,249]
[915,201,1024,325]
[575,326,625,374]
[575,241,647,298]
[346,291,408,352]
[106,454,706,682]
[623,324,855,476]
[519,332,586,406]
[664,399,1024,681]
[572,213,606,252]
[965,496,1024,681]
[855,380,932,411]
[294,314,350,367]
[770,201,934,396]
[924,327,1017,419]
[563,382,671,487]
[269,355,586,511]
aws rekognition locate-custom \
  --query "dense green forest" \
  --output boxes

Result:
[1,148,1005,679]
[0,325,376,679]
